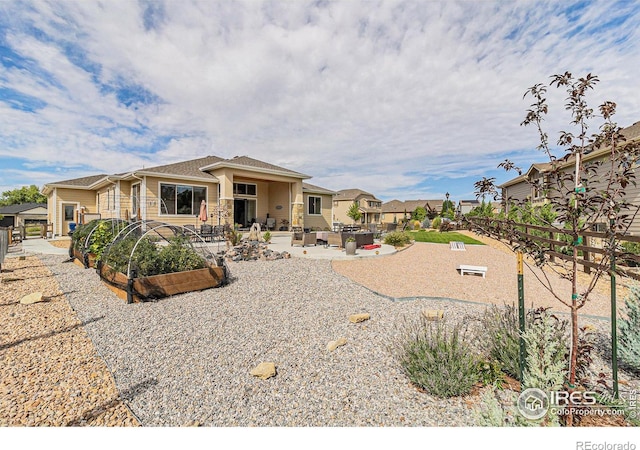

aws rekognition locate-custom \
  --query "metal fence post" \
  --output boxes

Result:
[517,251,526,380]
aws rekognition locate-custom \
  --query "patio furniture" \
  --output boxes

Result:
[341,232,374,248]
[266,218,276,231]
[291,230,317,247]
[200,224,214,242]
[315,231,329,245]
[385,223,397,232]
[326,232,342,248]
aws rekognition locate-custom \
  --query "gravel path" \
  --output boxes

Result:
[332,240,623,319]
[0,256,139,426]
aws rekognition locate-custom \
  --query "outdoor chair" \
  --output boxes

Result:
[213,225,225,241]
[291,230,317,247]
[266,218,276,231]
[183,224,198,241]
[200,224,214,242]
[326,232,342,248]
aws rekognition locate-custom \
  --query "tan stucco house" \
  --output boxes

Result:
[42,155,335,237]
[332,189,382,226]
[499,120,640,234]
[381,199,443,224]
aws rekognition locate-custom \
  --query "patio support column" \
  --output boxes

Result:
[291,181,304,229]
[217,170,234,226]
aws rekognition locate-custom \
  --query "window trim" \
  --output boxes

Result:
[308,195,322,216]
[233,182,257,197]
[158,181,208,217]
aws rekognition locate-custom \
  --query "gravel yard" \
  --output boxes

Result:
[332,240,626,319]
[2,241,638,427]
[0,256,139,426]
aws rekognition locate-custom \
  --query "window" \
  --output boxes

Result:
[233,183,256,196]
[308,196,322,215]
[160,183,207,215]
[106,187,116,211]
[64,205,74,221]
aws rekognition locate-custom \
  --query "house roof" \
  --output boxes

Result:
[499,120,640,189]
[199,155,310,179]
[381,199,443,213]
[137,155,222,180]
[43,155,317,194]
[334,189,380,201]
[458,199,480,206]
[0,203,47,214]
[302,182,336,195]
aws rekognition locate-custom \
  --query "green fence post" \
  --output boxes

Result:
[517,251,526,380]
[610,218,619,399]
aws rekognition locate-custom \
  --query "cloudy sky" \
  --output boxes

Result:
[1,0,639,202]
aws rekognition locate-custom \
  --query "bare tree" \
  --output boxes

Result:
[473,72,640,397]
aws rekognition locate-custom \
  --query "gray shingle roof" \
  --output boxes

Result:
[0,203,47,214]
[302,182,335,195]
[49,174,108,187]
[334,189,380,201]
[141,155,223,179]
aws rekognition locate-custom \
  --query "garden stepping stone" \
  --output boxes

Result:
[20,292,45,305]
[326,337,347,352]
[348,313,370,323]
[250,362,276,380]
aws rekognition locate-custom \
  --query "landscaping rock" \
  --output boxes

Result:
[422,309,444,321]
[250,362,276,380]
[19,291,44,305]
[326,337,347,352]
[348,313,370,323]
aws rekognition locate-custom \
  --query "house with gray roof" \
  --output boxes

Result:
[0,202,48,228]
[332,189,382,226]
[381,199,443,224]
[42,155,335,236]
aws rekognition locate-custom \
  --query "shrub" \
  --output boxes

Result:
[619,286,640,373]
[393,318,478,398]
[476,359,506,388]
[479,304,526,380]
[431,216,442,230]
[474,389,511,426]
[479,305,567,382]
[383,231,411,247]
[522,309,568,393]
[413,220,422,230]
[226,228,243,246]
[262,231,272,243]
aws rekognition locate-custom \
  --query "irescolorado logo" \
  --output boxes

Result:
[517,387,549,420]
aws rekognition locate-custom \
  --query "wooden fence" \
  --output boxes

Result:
[467,217,640,282]
[0,227,8,271]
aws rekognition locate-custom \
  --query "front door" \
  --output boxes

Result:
[61,203,76,234]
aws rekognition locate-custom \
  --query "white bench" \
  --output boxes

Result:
[450,241,466,251]
[457,264,488,278]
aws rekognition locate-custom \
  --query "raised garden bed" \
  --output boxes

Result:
[99,262,227,303]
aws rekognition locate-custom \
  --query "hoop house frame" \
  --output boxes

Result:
[98,220,228,303]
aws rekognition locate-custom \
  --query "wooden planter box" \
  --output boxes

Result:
[72,249,97,269]
[99,264,227,303]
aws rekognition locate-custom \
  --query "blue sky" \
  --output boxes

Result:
[1,0,639,203]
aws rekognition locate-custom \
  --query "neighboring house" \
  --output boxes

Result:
[381,199,443,224]
[0,203,48,228]
[456,199,480,217]
[499,120,640,234]
[42,155,335,237]
[332,189,382,225]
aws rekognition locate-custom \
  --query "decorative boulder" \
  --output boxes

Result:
[348,313,370,323]
[422,309,444,321]
[250,362,276,380]
[20,292,45,305]
[326,337,347,352]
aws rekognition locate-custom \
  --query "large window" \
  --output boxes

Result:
[160,183,207,215]
[308,196,322,215]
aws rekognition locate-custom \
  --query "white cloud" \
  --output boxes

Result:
[1,0,639,200]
